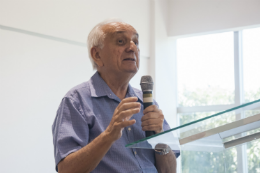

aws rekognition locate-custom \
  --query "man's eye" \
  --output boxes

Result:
[118,40,124,44]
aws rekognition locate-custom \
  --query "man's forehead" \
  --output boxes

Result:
[113,31,139,39]
[102,22,138,37]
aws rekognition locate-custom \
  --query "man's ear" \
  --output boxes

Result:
[91,47,104,67]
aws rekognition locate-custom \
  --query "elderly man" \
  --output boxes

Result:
[52,20,178,173]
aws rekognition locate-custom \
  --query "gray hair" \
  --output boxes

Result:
[87,18,123,70]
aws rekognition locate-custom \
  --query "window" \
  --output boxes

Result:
[176,27,260,173]
[177,32,235,107]
[243,27,260,103]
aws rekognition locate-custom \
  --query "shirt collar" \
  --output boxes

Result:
[126,83,143,103]
[89,71,114,98]
[89,71,143,103]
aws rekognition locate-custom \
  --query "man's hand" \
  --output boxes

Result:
[141,105,164,134]
[105,97,140,141]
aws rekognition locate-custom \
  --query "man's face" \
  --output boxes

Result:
[98,22,140,76]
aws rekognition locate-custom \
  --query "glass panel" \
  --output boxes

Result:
[243,27,260,103]
[177,32,234,107]
[126,99,260,150]
[222,127,260,143]
[179,112,235,139]
[127,100,260,173]
[245,109,260,118]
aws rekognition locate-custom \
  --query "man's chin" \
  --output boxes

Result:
[124,68,138,74]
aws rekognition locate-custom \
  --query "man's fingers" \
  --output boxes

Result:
[141,112,156,122]
[117,102,141,113]
[113,119,136,130]
[121,119,136,128]
[141,109,164,134]
[142,124,161,131]
[143,105,158,114]
[118,97,138,107]
[141,118,163,127]
[117,108,140,121]
[141,111,163,122]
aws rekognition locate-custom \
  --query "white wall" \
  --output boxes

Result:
[0,1,151,172]
[0,0,151,58]
[0,28,92,173]
[151,0,178,128]
[168,0,260,37]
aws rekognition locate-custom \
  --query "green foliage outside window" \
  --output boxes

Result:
[245,110,260,173]
[178,86,234,107]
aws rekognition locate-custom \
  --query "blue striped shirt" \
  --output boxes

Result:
[52,72,178,173]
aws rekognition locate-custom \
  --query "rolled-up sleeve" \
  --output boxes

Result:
[52,97,89,171]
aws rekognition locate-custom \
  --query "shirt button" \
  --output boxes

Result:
[128,127,131,131]
[134,151,137,155]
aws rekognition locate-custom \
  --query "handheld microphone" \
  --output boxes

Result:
[140,75,156,137]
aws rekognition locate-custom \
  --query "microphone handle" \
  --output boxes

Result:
[143,102,156,137]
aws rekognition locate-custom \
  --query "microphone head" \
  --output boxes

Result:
[140,75,153,91]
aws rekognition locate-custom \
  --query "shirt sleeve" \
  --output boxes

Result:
[52,97,89,171]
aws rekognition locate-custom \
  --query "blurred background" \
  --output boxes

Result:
[1,0,260,172]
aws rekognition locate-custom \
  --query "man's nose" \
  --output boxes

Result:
[126,41,137,53]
